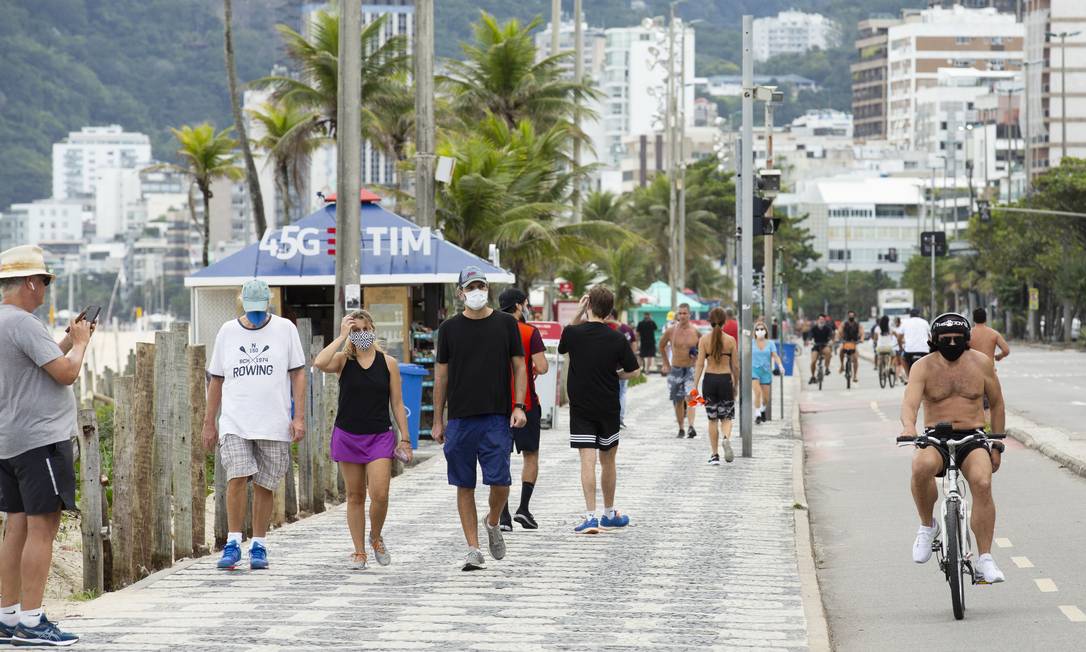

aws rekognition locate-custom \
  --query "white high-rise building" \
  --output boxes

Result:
[753,11,838,62]
[93,167,143,241]
[886,6,1024,151]
[1024,0,1086,173]
[52,125,151,200]
[4,199,86,245]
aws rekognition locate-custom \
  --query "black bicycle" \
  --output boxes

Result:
[897,425,1006,620]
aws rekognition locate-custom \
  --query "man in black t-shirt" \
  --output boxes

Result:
[808,314,835,385]
[558,286,641,535]
[434,266,527,571]
[635,314,658,373]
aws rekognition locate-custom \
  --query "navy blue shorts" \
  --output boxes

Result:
[444,414,513,488]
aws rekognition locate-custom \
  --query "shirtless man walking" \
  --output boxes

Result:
[660,303,701,439]
[970,308,1010,420]
[900,312,1008,584]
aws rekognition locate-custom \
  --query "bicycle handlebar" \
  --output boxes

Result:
[896,432,1006,446]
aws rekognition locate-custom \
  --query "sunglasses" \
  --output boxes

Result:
[35,275,51,288]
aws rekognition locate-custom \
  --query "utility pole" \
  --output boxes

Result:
[572,0,583,222]
[764,100,774,318]
[414,0,435,229]
[677,18,687,294]
[551,0,560,56]
[666,6,678,310]
[740,15,754,457]
[334,0,362,328]
[929,164,937,318]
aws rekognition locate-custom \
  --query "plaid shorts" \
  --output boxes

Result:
[219,434,291,490]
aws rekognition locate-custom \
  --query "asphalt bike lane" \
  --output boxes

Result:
[800,353,1086,650]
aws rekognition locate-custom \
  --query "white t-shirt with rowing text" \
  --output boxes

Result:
[900,316,931,353]
[208,315,306,441]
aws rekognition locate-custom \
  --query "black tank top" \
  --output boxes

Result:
[335,352,392,435]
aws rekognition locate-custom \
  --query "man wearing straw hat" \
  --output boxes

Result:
[0,245,92,646]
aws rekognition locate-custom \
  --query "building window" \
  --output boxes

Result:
[951,59,972,68]
[956,36,971,45]
[991,36,1004,46]
[990,59,1005,71]
[398,13,407,35]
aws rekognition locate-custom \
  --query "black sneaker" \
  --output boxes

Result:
[707,454,720,466]
[513,510,538,530]
[808,377,816,385]
[499,505,513,532]
[686,426,697,439]
[676,428,686,438]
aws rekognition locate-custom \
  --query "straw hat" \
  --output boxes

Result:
[0,245,55,280]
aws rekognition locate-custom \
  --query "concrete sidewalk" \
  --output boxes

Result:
[62,372,816,650]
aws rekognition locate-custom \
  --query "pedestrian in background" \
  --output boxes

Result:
[559,287,641,534]
[752,320,784,424]
[314,310,413,570]
[203,279,307,571]
[0,245,90,646]
[496,288,547,532]
[432,266,527,571]
[607,310,637,429]
[636,313,658,374]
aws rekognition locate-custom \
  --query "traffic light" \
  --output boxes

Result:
[887,247,898,263]
[977,200,991,223]
[753,169,781,236]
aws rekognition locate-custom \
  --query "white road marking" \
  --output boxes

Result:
[1059,605,1086,622]
[1035,578,1059,593]
[995,538,1013,548]
[1011,556,1034,568]
[870,401,879,411]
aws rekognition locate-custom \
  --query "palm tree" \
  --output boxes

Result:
[248,102,323,226]
[223,0,267,238]
[596,241,649,314]
[625,175,720,285]
[440,12,601,133]
[258,11,407,138]
[583,190,628,223]
[170,123,244,266]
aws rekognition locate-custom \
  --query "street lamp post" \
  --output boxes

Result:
[1046,31,1081,163]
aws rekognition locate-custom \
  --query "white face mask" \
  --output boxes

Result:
[755,328,767,339]
[464,289,488,310]
[349,330,376,351]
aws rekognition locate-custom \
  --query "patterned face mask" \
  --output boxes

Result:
[349,330,376,351]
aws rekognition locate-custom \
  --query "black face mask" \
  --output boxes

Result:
[931,335,968,361]
[848,316,855,322]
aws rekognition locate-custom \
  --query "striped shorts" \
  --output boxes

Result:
[569,410,620,451]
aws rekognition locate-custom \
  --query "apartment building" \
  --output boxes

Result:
[1024,0,1086,173]
[851,18,898,143]
[52,125,152,200]
[753,11,838,62]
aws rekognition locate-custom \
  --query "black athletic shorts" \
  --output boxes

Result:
[917,429,991,478]
[702,373,735,421]
[0,440,78,515]
[569,409,620,451]
[513,404,542,454]
[903,351,927,371]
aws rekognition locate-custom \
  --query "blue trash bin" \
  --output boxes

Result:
[780,342,797,376]
[398,363,428,449]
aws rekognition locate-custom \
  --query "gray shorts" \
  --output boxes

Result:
[219,434,291,490]
[668,366,695,403]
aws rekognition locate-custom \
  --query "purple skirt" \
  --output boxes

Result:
[331,427,395,464]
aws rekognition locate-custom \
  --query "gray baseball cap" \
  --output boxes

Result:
[458,266,488,289]
[241,279,271,312]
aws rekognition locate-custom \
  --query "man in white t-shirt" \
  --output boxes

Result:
[900,308,931,379]
[202,279,307,570]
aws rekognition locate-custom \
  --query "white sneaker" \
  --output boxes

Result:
[975,553,1005,584]
[913,519,940,563]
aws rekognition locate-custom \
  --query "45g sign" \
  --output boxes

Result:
[259,226,321,260]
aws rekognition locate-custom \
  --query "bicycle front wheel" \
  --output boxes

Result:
[879,359,887,388]
[946,500,966,620]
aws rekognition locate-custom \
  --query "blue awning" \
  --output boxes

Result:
[184,200,514,287]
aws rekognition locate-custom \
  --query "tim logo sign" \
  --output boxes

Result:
[260,225,432,261]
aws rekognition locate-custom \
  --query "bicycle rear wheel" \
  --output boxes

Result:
[818,365,823,391]
[845,360,852,389]
[946,500,966,620]
[878,357,887,388]
[889,366,897,388]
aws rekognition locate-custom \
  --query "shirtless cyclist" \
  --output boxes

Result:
[900,313,1007,584]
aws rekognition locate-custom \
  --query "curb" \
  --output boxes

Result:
[791,373,831,652]
[1007,426,1086,479]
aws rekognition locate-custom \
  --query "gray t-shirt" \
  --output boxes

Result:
[0,304,76,459]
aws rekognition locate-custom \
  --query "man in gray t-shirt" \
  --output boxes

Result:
[0,245,93,646]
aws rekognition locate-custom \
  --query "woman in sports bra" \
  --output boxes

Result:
[693,307,741,465]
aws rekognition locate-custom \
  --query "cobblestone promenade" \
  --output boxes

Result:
[66,375,809,651]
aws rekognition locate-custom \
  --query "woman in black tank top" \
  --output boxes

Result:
[314,310,412,570]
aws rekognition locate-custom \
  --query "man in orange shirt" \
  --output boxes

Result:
[498,288,549,530]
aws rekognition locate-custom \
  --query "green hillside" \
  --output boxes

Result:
[0,0,926,210]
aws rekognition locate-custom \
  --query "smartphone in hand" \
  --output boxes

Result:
[66,305,101,333]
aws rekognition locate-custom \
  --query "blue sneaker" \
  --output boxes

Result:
[11,614,78,647]
[249,542,268,570]
[217,540,242,570]
[600,511,630,530]
[574,517,600,534]
[0,621,15,644]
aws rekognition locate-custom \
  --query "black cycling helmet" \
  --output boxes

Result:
[930,312,971,344]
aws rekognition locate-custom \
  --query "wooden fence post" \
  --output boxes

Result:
[133,342,155,576]
[152,330,179,568]
[78,409,104,595]
[213,450,227,549]
[295,319,313,514]
[111,377,137,589]
[321,370,339,503]
[170,323,193,560]
[309,336,325,514]
[188,344,208,556]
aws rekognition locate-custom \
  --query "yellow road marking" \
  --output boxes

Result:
[1059,605,1086,622]
[994,538,1013,548]
[1011,556,1033,568]
[1035,578,1058,593]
